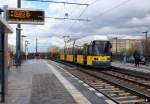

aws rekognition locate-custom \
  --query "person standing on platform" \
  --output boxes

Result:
[6,50,11,69]
[133,50,141,67]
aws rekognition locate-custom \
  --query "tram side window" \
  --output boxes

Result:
[74,47,78,55]
[77,47,83,55]
[68,48,70,54]
[70,48,73,54]
[104,41,112,55]
[76,47,79,54]
[69,48,71,54]
[88,45,92,56]
[83,45,88,55]
[60,49,64,54]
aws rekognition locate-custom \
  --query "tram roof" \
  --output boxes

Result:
[66,35,109,47]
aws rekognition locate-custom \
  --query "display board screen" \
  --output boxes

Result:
[7,8,44,25]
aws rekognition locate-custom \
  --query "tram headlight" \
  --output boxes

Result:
[94,58,98,60]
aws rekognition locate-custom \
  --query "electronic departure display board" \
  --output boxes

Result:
[7,8,45,25]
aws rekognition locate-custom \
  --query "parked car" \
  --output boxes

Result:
[126,56,146,65]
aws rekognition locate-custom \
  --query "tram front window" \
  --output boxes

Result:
[93,41,111,55]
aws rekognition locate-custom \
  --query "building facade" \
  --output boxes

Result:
[110,36,143,54]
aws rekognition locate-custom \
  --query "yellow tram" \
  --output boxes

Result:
[60,35,112,68]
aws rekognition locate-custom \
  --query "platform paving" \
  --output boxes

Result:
[112,61,150,74]
[0,59,115,104]
[1,60,76,104]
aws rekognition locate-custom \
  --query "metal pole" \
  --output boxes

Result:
[21,35,26,52]
[142,31,149,56]
[16,0,21,66]
[36,37,37,54]
[146,32,147,41]
[25,40,29,60]
[25,41,27,59]
[142,31,148,41]
[73,40,76,62]
[63,36,69,60]
[26,46,27,60]
[116,37,118,54]
[0,29,5,102]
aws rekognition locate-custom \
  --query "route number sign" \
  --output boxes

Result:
[7,8,45,25]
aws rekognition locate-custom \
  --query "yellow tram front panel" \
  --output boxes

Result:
[60,54,65,60]
[77,55,84,64]
[66,55,74,62]
[87,56,111,65]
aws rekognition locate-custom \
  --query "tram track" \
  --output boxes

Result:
[50,60,150,104]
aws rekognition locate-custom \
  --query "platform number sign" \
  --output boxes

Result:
[7,8,45,25]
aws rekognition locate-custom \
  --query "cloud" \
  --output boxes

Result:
[0,0,17,7]
[48,3,64,10]
[1,0,150,52]
[58,0,150,35]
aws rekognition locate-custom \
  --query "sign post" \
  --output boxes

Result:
[0,27,6,102]
[6,8,44,66]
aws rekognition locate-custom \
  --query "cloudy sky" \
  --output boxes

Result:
[0,0,150,52]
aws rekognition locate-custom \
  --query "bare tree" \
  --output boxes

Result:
[127,42,141,56]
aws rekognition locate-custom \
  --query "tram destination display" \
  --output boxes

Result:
[7,8,45,25]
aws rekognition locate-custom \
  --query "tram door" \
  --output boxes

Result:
[83,44,88,65]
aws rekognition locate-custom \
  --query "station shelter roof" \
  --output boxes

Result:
[0,16,13,33]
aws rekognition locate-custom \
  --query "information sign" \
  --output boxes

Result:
[7,8,44,25]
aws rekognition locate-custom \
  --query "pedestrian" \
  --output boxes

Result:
[133,50,141,67]
[6,50,11,69]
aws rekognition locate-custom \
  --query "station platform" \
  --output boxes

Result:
[112,61,150,74]
[2,59,115,104]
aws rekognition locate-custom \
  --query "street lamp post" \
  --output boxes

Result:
[25,40,30,60]
[16,27,22,66]
[142,31,149,56]
[142,31,149,41]
[16,0,21,66]
[21,35,27,52]
[63,36,70,60]
[68,37,78,62]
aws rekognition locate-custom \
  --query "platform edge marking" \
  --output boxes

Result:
[105,100,116,104]
[45,61,92,104]
[95,92,104,97]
